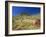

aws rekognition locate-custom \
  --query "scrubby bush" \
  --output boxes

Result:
[12,13,40,30]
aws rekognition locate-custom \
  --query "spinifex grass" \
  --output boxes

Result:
[12,14,40,30]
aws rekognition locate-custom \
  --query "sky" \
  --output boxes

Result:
[12,6,40,16]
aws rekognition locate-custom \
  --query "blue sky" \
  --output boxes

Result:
[12,6,40,16]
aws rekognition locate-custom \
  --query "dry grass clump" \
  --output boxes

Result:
[12,14,40,30]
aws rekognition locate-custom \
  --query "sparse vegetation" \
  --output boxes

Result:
[12,13,40,30]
